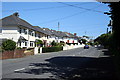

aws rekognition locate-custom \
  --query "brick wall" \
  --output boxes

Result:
[0,49,25,59]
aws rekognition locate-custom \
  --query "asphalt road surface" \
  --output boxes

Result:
[1,47,118,80]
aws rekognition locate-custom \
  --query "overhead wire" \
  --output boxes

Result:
[2,2,90,12]
[39,4,103,24]
[57,2,104,13]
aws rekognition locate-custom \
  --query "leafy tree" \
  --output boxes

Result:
[81,39,87,44]
[51,40,57,46]
[83,35,89,39]
[94,33,113,49]
[2,39,16,51]
[35,39,43,47]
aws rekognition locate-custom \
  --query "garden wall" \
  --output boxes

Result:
[0,49,25,59]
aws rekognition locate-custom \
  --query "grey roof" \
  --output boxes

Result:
[63,32,78,38]
[57,31,68,37]
[1,13,35,29]
[42,28,53,36]
[1,13,47,34]
[1,13,79,38]
[33,26,49,35]
[18,36,27,42]
[42,28,67,37]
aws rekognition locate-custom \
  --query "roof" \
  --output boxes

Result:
[57,31,68,37]
[42,28,53,36]
[1,12,49,35]
[1,13,79,38]
[33,26,49,35]
[18,36,27,42]
[1,13,35,30]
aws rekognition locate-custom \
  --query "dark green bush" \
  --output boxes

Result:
[2,39,16,51]
[42,46,63,53]
[16,47,22,49]
[35,39,43,47]
[51,41,57,46]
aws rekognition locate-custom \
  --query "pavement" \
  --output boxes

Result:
[1,47,118,80]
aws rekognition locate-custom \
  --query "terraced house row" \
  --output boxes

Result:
[0,12,80,48]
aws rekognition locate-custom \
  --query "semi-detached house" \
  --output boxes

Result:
[1,12,49,48]
[0,13,79,48]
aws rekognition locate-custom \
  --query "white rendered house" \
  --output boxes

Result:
[1,13,49,48]
[1,13,80,48]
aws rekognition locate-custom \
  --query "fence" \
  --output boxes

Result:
[0,49,25,60]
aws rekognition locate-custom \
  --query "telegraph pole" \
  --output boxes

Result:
[58,22,60,31]
[85,31,86,36]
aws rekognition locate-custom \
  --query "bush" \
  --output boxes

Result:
[35,39,43,47]
[51,41,57,46]
[2,39,16,51]
[16,47,22,50]
[42,46,63,53]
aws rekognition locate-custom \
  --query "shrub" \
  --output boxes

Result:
[42,46,63,53]
[35,39,43,47]
[2,39,16,51]
[51,41,57,46]
[16,47,22,49]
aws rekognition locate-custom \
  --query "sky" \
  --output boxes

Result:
[2,2,110,39]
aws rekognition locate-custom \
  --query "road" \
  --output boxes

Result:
[1,47,117,80]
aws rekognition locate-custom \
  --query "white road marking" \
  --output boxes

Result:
[14,68,25,72]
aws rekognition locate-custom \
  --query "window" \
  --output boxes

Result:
[47,35,49,39]
[19,28,22,34]
[32,32,34,36]
[30,41,34,47]
[25,41,27,46]
[29,30,34,36]
[24,29,27,34]
[38,35,41,38]
[29,30,31,35]
[19,42,21,46]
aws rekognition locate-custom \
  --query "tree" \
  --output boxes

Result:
[2,39,16,51]
[83,35,89,39]
[51,40,57,46]
[81,39,87,44]
[35,39,43,47]
[94,33,113,49]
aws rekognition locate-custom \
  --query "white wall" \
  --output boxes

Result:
[2,26,18,42]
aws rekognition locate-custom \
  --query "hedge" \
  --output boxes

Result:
[42,46,63,53]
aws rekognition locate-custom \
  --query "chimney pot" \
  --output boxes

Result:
[74,33,77,36]
[13,12,19,17]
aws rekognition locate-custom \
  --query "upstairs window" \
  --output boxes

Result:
[47,35,49,39]
[38,35,41,38]
[29,30,32,35]
[25,41,27,46]
[24,29,27,34]
[19,28,22,34]
[31,31,34,36]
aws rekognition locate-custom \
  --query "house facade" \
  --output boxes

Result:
[1,13,80,48]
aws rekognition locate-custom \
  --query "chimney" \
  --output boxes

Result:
[13,12,19,17]
[74,33,77,36]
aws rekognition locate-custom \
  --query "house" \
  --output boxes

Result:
[1,12,50,48]
[1,12,80,48]
[63,32,78,45]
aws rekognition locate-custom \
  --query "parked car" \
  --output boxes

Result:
[84,45,89,49]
